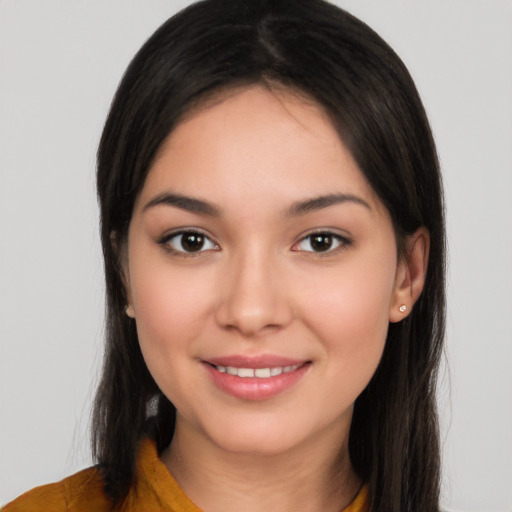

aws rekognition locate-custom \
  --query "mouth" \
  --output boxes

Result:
[208,363,304,378]
[202,357,312,400]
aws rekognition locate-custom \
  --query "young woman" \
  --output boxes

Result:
[3,0,445,510]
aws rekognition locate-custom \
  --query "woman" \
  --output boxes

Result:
[3,0,445,510]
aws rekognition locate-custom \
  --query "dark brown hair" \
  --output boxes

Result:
[93,1,446,510]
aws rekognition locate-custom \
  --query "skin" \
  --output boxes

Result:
[123,85,429,512]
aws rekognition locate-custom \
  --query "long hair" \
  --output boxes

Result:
[93,0,446,510]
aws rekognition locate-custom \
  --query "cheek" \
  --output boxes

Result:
[128,250,215,378]
[134,275,197,347]
[298,250,396,369]
[129,265,217,415]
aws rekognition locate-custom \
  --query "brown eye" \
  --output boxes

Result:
[310,234,334,252]
[294,232,350,253]
[165,231,217,253]
[181,233,205,252]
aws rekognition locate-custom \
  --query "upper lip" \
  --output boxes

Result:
[203,354,309,369]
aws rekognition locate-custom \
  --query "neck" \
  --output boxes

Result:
[162,417,362,512]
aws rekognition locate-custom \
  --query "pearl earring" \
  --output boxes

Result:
[399,304,407,313]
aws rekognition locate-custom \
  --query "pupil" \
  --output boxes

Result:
[311,234,332,252]
[182,233,204,252]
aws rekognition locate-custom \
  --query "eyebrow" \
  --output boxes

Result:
[142,191,370,218]
[142,192,220,216]
[285,193,371,217]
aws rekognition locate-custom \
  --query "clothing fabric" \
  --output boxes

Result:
[2,439,369,511]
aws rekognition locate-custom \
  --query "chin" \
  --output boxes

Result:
[198,412,335,458]
[212,430,305,457]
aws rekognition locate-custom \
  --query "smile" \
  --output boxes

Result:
[213,364,301,378]
[203,359,311,400]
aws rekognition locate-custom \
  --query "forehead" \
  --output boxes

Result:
[137,85,383,214]
[164,84,341,153]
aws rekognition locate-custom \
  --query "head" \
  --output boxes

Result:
[93,0,445,510]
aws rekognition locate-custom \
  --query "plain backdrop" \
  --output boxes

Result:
[0,1,511,510]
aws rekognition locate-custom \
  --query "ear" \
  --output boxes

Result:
[111,231,135,319]
[389,227,430,323]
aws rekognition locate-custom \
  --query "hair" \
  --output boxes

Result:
[92,0,446,510]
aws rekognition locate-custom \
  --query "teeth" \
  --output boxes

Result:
[214,364,300,378]
[237,368,255,378]
[255,368,271,378]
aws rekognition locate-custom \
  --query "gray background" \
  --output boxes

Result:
[1,1,511,510]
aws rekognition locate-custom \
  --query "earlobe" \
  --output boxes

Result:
[389,227,430,323]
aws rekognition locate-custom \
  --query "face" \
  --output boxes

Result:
[124,86,408,457]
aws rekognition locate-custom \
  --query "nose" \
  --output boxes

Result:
[214,248,293,337]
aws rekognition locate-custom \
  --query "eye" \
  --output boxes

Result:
[162,231,218,253]
[293,232,350,253]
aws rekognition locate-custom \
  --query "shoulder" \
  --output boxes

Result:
[2,466,112,512]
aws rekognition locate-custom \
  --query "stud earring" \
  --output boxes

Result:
[125,305,135,318]
[399,304,407,313]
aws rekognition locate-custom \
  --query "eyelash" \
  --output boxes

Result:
[157,229,351,256]
[158,230,219,256]
[292,231,352,255]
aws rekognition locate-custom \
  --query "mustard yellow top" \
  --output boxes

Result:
[2,439,369,511]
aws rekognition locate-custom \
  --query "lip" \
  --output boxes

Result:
[205,354,306,369]
[202,355,311,401]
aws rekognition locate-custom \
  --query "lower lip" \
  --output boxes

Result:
[203,363,311,401]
